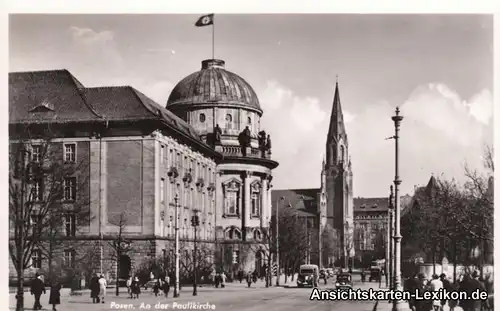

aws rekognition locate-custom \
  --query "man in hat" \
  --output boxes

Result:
[439,273,452,310]
[468,271,486,311]
[30,273,46,310]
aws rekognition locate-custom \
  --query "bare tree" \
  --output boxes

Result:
[344,222,355,268]
[108,212,132,296]
[9,134,90,311]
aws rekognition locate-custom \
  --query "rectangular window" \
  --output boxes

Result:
[32,179,43,201]
[225,191,238,215]
[65,214,76,237]
[64,177,76,201]
[64,144,76,163]
[169,149,174,167]
[160,145,165,164]
[64,249,75,267]
[160,178,165,202]
[31,249,42,269]
[32,145,42,163]
[30,214,41,234]
[251,193,260,216]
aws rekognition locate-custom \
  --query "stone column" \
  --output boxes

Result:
[243,171,251,229]
[261,176,268,228]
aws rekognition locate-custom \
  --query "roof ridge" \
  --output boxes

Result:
[128,87,163,119]
[9,68,70,75]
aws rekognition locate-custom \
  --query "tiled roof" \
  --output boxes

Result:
[271,188,320,217]
[9,69,100,123]
[354,197,389,212]
[167,59,262,113]
[9,69,213,151]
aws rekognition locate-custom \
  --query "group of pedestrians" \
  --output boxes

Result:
[28,273,61,311]
[213,271,227,288]
[89,274,107,304]
[404,270,491,311]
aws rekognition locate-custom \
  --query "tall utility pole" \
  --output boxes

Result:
[275,197,284,286]
[168,170,181,298]
[191,211,200,296]
[391,107,408,311]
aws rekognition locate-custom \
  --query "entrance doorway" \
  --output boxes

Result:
[119,255,131,279]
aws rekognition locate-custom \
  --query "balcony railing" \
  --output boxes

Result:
[217,145,271,160]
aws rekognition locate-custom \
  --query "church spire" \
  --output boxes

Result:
[327,79,346,139]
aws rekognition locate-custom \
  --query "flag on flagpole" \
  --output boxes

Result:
[195,14,214,27]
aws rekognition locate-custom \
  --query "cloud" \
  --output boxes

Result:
[68,26,123,67]
[347,83,493,197]
[258,80,328,189]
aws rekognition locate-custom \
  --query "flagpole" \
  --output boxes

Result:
[212,16,215,59]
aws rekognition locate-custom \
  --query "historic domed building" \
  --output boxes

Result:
[167,59,279,273]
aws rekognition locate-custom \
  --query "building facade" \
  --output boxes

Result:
[9,61,278,282]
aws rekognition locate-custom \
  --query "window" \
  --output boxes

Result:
[160,145,165,164]
[225,114,233,130]
[162,249,166,257]
[251,193,260,216]
[225,192,238,215]
[169,149,174,167]
[247,116,252,125]
[31,249,42,269]
[64,249,75,267]
[253,230,261,240]
[65,214,76,237]
[32,145,41,163]
[63,177,76,201]
[32,179,43,201]
[64,144,76,163]
[30,214,41,234]
[199,113,206,123]
[341,145,345,163]
[160,178,165,202]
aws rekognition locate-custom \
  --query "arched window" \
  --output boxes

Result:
[341,145,345,163]
[247,116,252,125]
[253,229,262,241]
[199,113,206,123]
[225,114,233,130]
[225,227,242,240]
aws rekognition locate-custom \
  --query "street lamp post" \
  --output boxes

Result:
[275,197,284,287]
[191,211,200,296]
[391,107,408,311]
[388,186,394,290]
[168,168,180,298]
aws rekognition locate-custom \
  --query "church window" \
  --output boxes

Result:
[223,179,241,216]
[199,113,206,123]
[341,145,345,163]
[225,114,233,130]
[250,181,261,217]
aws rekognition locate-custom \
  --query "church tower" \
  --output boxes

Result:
[323,80,354,265]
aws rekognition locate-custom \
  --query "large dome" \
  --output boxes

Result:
[166,59,262,114]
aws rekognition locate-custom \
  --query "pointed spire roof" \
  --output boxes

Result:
[327,80,346,141]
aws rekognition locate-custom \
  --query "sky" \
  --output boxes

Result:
[9,14,494,197]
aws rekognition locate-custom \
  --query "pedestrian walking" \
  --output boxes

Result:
[90,273,100,303]
[48,278,61,311]
[214,273,220,288]
[30,273,46,310]
[439,273,451,311]
[429,274,443,311]
[238,270,243,283]
[126,276,132,297]
[252,271,258,283]
[98,274,107,304]
[246,271,253,288]
[220,272,226,288]
[153,278,162,297]
[468,271,487,311]
[162,275,170,297]
[131,276,141,299]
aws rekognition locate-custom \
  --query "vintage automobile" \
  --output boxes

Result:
[297,264,319,288]
[335,273,353,290]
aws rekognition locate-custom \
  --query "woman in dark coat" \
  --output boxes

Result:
[89,274,100,303]
[48,279,61,311]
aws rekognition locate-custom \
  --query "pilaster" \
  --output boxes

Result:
[261,176,268,228]
[215,171,223,227]
[154,139,160,236]
[243,171,251,228]
[266,177,272,228]
[100,139,107,232]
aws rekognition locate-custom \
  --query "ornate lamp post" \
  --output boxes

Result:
[191,210,200,296]
[388,185,394,290]
[168,167,180,298]
[391,107,409,311]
